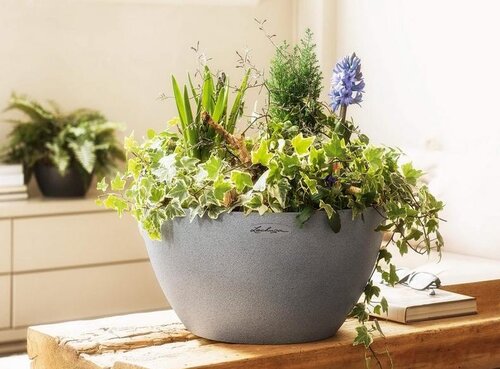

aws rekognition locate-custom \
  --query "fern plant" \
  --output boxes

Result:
[1,93,125,180]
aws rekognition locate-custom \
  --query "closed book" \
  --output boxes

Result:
[371,283,477,323]
[0,185,27,194]
[0,164,23,175]
[0,173,24,187]
[0,192,28,201]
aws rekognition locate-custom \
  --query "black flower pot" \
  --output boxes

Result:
[34,161,92,198]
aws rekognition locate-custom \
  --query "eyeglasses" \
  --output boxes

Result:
[396,268,441,291]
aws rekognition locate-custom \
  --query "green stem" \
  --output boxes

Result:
[339,104,352,142]
[340,104,347,123]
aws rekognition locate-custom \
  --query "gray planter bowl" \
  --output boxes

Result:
[142,209,383,344]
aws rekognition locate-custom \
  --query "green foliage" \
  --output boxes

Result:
[1,93,125,179]
[97,31,445,359]
[171,66,250,161]
[267,29,324,135]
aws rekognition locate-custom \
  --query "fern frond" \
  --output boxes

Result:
[69,140,96,174]
[5,93,55,123]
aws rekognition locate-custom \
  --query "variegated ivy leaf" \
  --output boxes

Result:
[164,198,185,218]
[291,133,315,156]
[111,173,126,191]
[166,179,190,203]
[149,138,163,151]
[279,154,300,179]
[128,158,141,179]
[194,168,208,183]
[230,170,253,192]
[149,186,166,203]
[96,177,108,192]
[277,138,286,152]
[189,205,205,222]
[103,194,128,216]
[267,178,290,208]
[308,146,327,169]
[199,190,218,207]
[242,191,263,209]
[251,140,273,166]
[401,162,423,186]
[213,178,232,202]
[124,133,139,153]
[363,146,385,171]
[202,155,222,180]
[207,205,226,219]
[153,154,177,182]
[324,135,346,159]
[301,173,318,195]
[180,157,200,171]
[319,200,334,219]
[253,169,270,191]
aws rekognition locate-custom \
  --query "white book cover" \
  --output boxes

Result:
[0,185,27,194]
[0,164,23,175]
[370,283,476,323]
[0,192,28,201]
[0,173,24,187]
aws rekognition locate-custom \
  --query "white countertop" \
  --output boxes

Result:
[0,196,108,219]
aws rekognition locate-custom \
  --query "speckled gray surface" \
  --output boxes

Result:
[143,209,383,344]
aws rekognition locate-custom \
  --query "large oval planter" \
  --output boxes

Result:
[34,161,92,198]
[143,209,383,344]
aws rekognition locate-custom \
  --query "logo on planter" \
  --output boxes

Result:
[250,223,291,237]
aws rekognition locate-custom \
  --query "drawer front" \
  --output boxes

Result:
[12,261,167,327]
[13,212,147,272]
[0,275,10,329]
[0,220,11,274]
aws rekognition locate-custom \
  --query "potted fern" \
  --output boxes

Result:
[1,94,125,197]
[98,31,443,349]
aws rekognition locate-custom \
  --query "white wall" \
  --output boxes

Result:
[293,0,336,99]
[0,0,293,140]
[1,0,498,260]
[336,0,500,260]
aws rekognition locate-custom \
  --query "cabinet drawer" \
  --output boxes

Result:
[13,212,147,272]
[0,220,11,274]
[0,275,10,329]
[12,261,167,327]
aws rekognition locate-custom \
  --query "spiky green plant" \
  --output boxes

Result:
[1,93,125,180]
[172,66,250,161]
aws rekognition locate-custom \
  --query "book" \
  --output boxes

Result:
[370,283,477,323]
[0,185,27,194]
[0,173,24,187]
[0,164,23,175]
[0,192,28,201]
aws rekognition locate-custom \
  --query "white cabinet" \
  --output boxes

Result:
[0,198,168,347]
[13,213,146,272]
[12,262,165,327]
[0,276,10,329]
[0,220,11,274]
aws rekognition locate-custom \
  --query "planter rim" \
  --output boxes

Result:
[169,207,382,219]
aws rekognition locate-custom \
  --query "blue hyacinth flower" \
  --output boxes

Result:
[329,53,365,112]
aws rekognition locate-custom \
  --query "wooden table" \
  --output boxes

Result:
[27,280,500,369]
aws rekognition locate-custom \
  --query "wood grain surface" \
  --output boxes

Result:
[27,280,500,369]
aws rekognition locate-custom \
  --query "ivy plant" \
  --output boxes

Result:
[98,30,444,366]
[1,93,125,180]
